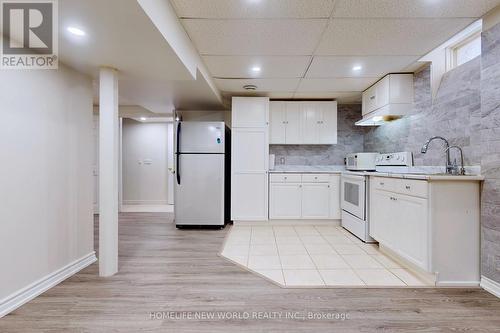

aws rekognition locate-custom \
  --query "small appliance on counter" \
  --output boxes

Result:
[341,152,413,242]
[345,152,379,171]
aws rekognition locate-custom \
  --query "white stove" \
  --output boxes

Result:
[341,152,413,243]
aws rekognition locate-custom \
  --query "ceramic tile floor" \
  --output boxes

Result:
[220,225,431,288]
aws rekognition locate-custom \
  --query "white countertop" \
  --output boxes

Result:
[269,165,484,181]
[269,165,345,173]
[365,171,485,181]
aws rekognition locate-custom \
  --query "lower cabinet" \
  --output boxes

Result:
[370,177,429,271]
[370,176,482,285]
[269,173,340,220]
[269,183,302,219]
[302,184,330,219]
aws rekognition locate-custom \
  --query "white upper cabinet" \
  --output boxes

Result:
[269,101,337,145]
[318,101,338,144]
[362,74,413,116]
[301,102,319,144]
[284,102,302,144]
[269,101,286,144]
[232,97,269,128]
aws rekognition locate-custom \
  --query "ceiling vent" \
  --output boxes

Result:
[243,84,257,91]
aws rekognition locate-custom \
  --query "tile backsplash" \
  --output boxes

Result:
[269,104,364,166]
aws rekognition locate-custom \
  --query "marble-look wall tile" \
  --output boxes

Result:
[270,104,365,166]
[481,22,500,284]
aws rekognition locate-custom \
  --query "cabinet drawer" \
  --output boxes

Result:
[372,177,396,192]
[394,179,428,198]
[270,173,302,183]
[302,174,330,183]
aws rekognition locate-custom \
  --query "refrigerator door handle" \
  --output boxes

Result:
[176,121,181,185]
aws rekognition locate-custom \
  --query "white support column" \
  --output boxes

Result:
[99,67,119,277]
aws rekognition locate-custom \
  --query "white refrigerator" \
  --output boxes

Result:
[174,121,229,227]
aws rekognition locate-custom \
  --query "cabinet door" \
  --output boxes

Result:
[285,102,302,144]
[389,74,414,104]
[231,128,269,220]
[329,175,341,219]
[363,86,377,115]
[376,76,390,109]
[301,103,319,144]
[269,101,286,144]
[269,183,302,219]
[369,189,394,246]
[302,183,330,219]
[232,97,269,128]
[318,102,337,144]
[394,193,428,270]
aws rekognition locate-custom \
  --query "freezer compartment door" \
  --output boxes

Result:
[177,121,225,153]
[174,153,224,225]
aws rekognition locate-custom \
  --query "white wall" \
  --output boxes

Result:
[0,65,94,303]
[122,119,169,205]
[177,110,231,127]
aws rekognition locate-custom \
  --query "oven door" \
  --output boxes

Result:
[341,174,366,220]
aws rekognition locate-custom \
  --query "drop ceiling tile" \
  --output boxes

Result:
[214,78,301,92]
[296,78,378,92]
[181,19,327,55]
[203,55,311,78]
[171,0,335,18]
[332,0,500,18]
[316,18,475,56]
[306,55,419,78]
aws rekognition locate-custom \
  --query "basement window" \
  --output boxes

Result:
[447,32,482,70]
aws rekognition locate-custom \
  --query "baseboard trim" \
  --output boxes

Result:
[0,252,97,318]
[233,219,341,226]
[481,276,500,298]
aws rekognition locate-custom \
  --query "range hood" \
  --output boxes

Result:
[355,73,414,126]
[355,103,409,126]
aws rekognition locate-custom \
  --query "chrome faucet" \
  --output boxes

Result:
[421,136,453,174]
[445,146,466,175]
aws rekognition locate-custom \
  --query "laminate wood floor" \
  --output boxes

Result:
[1,212,499,332]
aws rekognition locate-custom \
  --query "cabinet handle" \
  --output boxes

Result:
[380,182,384,186]
[328,185,330,188]
[299,185,302,188]
[370,96,375,100]
[405,185,411,190]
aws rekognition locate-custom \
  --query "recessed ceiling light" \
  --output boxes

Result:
[140,117,147,121]
[251,66,261,73]
[352,65,362,71]
[67,26,86,36]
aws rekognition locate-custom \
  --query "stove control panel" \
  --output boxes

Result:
[375,152,413,166]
